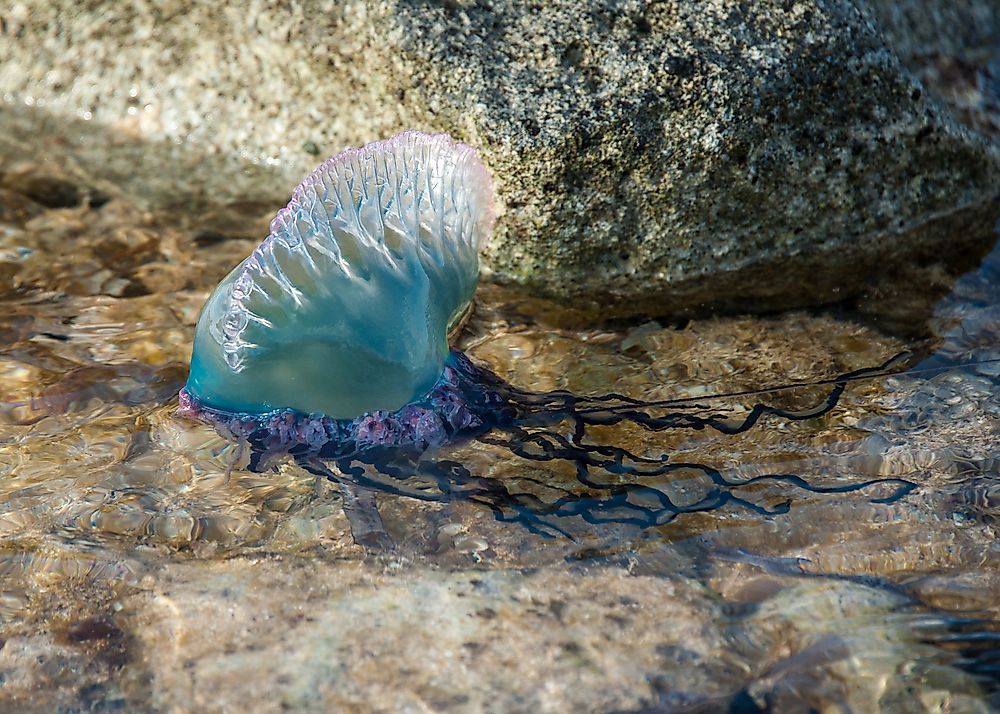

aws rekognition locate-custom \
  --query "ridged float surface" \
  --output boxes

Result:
[185,131,494,418]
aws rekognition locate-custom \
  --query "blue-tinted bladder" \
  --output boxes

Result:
[184,131,492,421]
[180,131,916,546]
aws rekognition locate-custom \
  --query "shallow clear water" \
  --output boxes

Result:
[1,111,1000,712]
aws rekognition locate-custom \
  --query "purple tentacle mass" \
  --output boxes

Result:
[179,350,510,468]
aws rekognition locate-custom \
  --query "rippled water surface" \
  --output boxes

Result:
[1,110,1000,713]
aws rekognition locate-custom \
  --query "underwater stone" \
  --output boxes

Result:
[185,131,494,418]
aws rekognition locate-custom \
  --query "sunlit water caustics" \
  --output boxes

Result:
[1,137,1000,710]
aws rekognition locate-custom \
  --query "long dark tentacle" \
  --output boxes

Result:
[254,350,922,539]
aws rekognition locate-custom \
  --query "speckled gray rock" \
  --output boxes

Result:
[1,0,998,317]
[388,0,1000,316]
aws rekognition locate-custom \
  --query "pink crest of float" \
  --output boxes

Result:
[268,130,495,251]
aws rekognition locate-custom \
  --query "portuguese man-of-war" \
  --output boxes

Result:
[179,131,917,547]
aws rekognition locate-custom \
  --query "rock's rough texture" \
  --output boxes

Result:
[389,0,1000,316]
[1,0,999,317]
[118,560,988,713]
